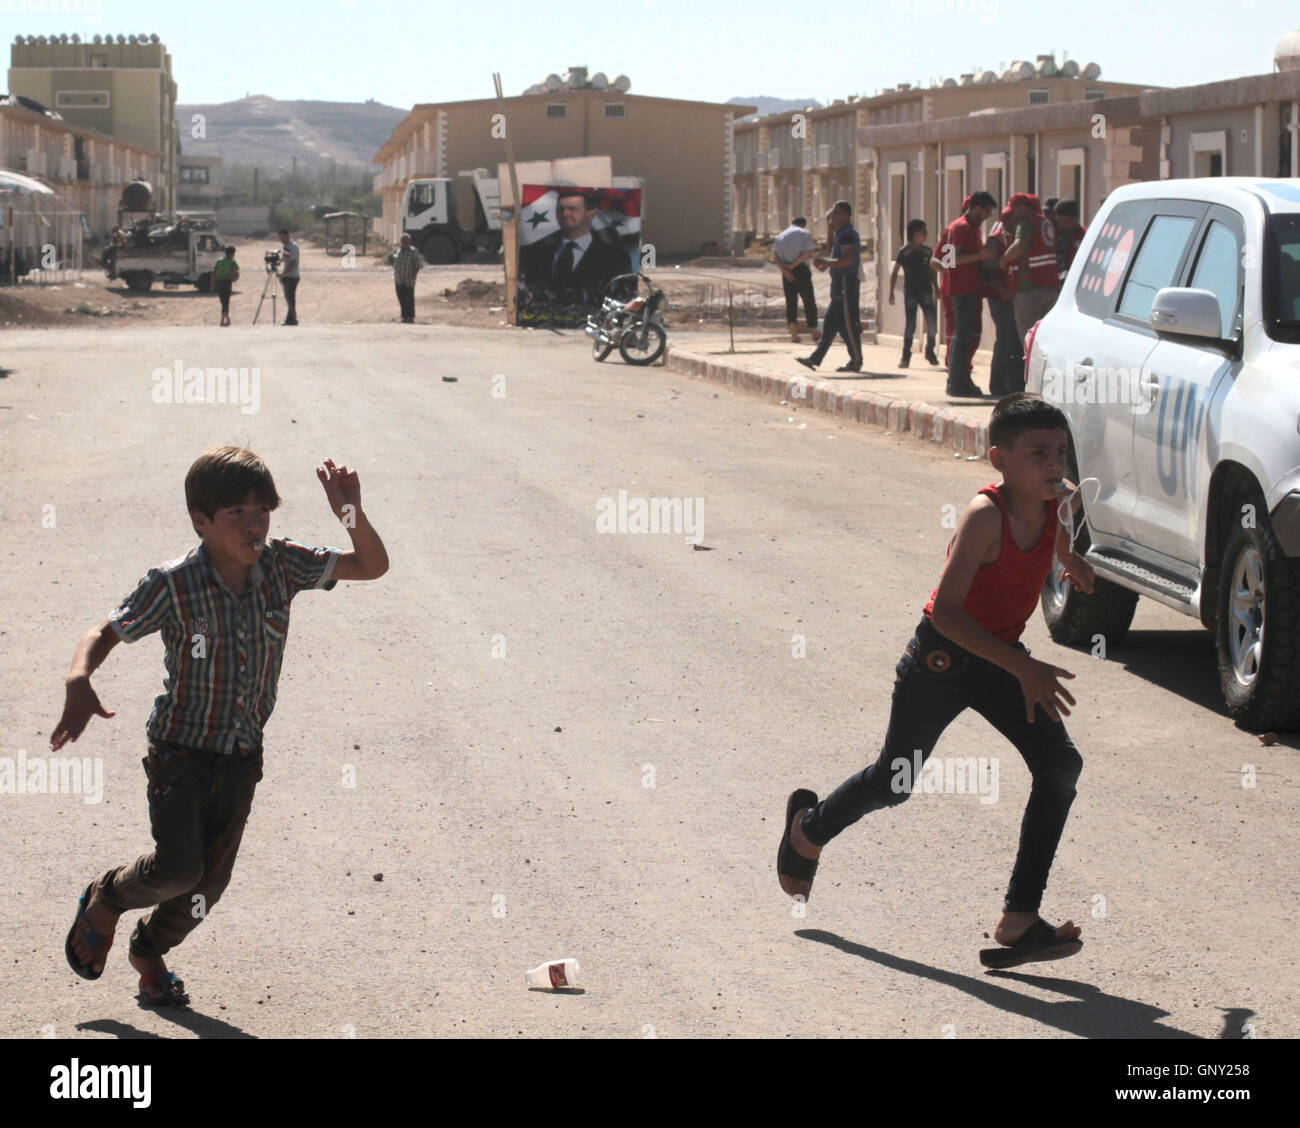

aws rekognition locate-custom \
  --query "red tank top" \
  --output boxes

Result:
[922,483,1058,644]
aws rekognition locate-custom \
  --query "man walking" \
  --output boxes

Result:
[796,201,862,373]
[936,191,997,398]
[277,228,300,326]
[387,233,422,323]
[772,216,818,344]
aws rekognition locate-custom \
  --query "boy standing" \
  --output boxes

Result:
[213,246,239,327]
[888,219,941,369]
[777,395,1093,968]
[54,447,388,1004]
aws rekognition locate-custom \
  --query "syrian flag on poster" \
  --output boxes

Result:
[519,184,642,248]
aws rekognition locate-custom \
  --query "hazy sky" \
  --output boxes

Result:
[4,0,1292,108]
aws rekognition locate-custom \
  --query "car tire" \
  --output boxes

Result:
[422,235,457,265]
[196,272,212,293]
[1215,502,1300,731]
[126,271,153,293]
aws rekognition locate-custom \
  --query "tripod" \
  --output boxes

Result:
[253,266,280,325]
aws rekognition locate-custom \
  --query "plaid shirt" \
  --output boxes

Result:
[109,538,340,754]
[389,246,422,286]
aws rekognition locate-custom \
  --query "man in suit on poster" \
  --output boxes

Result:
[520,187,631,306]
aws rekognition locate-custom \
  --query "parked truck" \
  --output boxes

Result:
[401,168,502,264]
[102,214,225,293]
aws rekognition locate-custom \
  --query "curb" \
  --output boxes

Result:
[665,348,990,457]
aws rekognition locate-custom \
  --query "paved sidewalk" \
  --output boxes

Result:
[666,328,1002,456]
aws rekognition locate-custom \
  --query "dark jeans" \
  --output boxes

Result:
[396,283,415,321]
[98,738,263,959]
[988,297,1025,397]
[946,293,983,388]
[902,290,937,354]
[800,615,1082,914]
[809,273,861,367]
[216,280,232,316]
[782,263,818,328]
[281,275,299,323]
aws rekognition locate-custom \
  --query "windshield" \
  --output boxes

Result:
[1264,213,1300,343]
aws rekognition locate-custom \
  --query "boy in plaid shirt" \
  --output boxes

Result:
[53,446,388,1005]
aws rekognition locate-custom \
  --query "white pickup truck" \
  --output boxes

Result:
[1025,177,1300,730]
[103,217,225,293]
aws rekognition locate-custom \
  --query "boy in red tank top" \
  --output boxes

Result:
[777,394,1097,968]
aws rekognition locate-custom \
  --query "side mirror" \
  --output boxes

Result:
[1150,287,1224,341]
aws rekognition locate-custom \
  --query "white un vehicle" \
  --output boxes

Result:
[1025,177,1300,730]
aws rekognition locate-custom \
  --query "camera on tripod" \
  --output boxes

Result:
[264,249,282,272]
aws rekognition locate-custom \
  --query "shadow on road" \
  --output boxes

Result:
[77,1007,254,1039]
[797,928,1202,1038]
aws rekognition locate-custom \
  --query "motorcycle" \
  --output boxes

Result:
[585,272,668,366]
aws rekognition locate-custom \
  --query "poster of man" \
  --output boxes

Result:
[517,184,641,326]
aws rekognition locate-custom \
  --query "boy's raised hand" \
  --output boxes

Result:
[1015,656,1076,724]
[317,459,361,523]
[51,678,115,750]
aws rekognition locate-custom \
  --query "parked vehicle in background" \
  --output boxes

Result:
[102,214,225,293]
[401,169,502,264]
[1025,177,1300,729]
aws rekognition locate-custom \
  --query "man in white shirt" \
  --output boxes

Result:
[771,217,819,343]
[276,228,300,326]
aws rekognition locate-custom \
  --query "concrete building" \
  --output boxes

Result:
[0,96,162,234]
[178,153,222,212]
[374,74,754,257]
[8,33,179,213]
[866,37,1300,350]
[734,57,1150,244]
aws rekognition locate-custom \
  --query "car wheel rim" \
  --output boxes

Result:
[1044,560,1069,615]
[1228,545,1266,687]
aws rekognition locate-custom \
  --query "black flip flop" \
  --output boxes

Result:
[979,919,1083,969]
[777,789,819,897]
[65,881,108,981]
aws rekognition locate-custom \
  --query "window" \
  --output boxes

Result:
[180,166,209,184]
[55,90,109,108]
[1084,89,1106,100]
[90,54,107,67]
[1075,200,1153,320]
[1187,220,1241,338]
[407,182,436,214]
[1029,89,1050,106]
[1190,130,1227,178]
[604,101,625,118]
[1117,215,1197,322]
[1264,214,1300,340]
[546,102,567,119]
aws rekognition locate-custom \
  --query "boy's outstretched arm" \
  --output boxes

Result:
[51,619,120,749]
[317,458,389,581]
[929,497,1076,723]
[1055,480,1095,594]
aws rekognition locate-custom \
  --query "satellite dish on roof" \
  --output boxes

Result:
[1082,62,1101,79]
[1060,59,1079,77]
[942,77,958,87]
[591,71,608,90]
[613,74,631,92]
[543,73,562,91]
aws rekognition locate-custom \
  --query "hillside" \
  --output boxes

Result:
[176,95,408,169]
[727,96,824,121]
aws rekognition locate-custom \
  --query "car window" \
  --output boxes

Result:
[1117,215,1197,322]
[1265,214,1300,341]
[1187,220,1241,338]
[1073,200,1152,320]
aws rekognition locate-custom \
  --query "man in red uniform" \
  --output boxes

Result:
[1000,192,1062,344]
[778,393,1094,969]
[936,191,997,398]
[939,195,981,384]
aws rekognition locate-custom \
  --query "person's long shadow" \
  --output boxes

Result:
[78,1006,254,1039]
[798,929,1216,1038]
